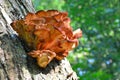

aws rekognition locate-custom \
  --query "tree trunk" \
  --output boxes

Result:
[0,0,78,80]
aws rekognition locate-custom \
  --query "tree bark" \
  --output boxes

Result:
[0,0,78,80]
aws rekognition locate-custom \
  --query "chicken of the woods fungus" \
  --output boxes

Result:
[11,10,82,68]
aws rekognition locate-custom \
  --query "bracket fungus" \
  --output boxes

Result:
[11,10,82,68]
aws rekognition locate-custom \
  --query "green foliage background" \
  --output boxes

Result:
[32,0,120,80]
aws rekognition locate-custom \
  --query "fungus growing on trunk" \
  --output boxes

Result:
[11,10,82,68]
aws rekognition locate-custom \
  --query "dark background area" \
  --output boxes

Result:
[32,0,120,80]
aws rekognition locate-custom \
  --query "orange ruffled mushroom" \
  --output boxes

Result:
[11,10,82,68]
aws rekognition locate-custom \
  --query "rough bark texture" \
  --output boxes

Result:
[0,0,78,80]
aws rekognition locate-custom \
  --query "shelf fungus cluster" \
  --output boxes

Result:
[11,10,82,68]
